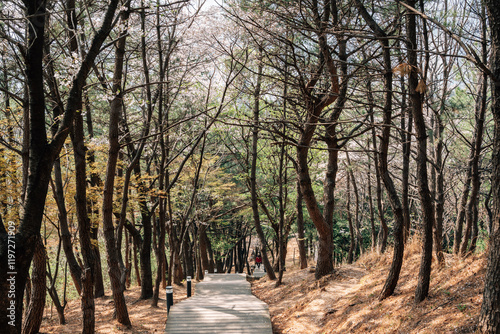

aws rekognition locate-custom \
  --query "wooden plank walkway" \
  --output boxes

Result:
[165,273,272,334]
[250,267,267,279]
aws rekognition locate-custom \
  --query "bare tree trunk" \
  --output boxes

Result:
[133,228,141,287]
[433,112,445,266]
[453,163,473,254]
[81,268,95,334]
[346,154,362,258]
[0,0,118,331]
[405,0,435,303]
[479,2,500,332]
[125,229,131,288]
[368,80,388,253]
[366,137,377,252]
[46,245,66,325]
[101,2,132,326]
[460,18,488,256]
[296,180,308,269]
[83,77,105,298]
[21,238,45,334]
[199,226,211,272]
[52,159,82,294]
[276,131,287,287]
[432,21,450,265]
[346,167,355,264]
[250,46,276,280]
[460,75,487,257]
[353,0,404,301]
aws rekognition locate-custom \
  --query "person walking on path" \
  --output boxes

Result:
[255,254,262,269]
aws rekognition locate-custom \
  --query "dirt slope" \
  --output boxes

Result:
[252,239,485,334]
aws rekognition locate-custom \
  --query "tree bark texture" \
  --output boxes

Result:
[353,0,404,300]
[480,1,500,332]
[407,0,435,303]
[100,4,132,325]
[0,0,118,331]
[250,46,276,280]
[81,268,95,334]
[21,238,45,334]
[296,180,308,269]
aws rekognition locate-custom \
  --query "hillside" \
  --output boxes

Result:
[252,239,485,334]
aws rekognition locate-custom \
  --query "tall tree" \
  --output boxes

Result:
[353,0,404,300]
[21,238,45,334]
[250,46,276,280]
[296,0,340,279]
[479,1,500,332]
[405,0,435,303]
[101,0,132,325]
[0,0,119,331]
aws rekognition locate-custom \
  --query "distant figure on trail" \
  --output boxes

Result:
[255,254,262,269]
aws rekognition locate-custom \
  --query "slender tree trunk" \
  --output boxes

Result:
[367,137,377,252]
[199,226,211,272]
[406,0,435,303]
[21,238,45,334]
[101,3,132,325]
[52,159,82,294]
[0,1,118,331]
[296,180,308,269]
[72,111,97,331]
[68,27,98,327]
[454,163,473,254]
[133,230,141,287]
[460,22,488,256]
[433,47,449,266]
[346,168,354,264]
[139,213,153,299]
[84,85,105,298]
[368,82,388,253]
[460,75,487,257]
[46,244,66,326]
[353,0,403,300]
[64,7,99,325]
[295,0,341,280]
[469,202,480,254]
[125,229,131,288]
[433,112,445,266]
[81,267,94,334]
[250,46,276,280]
[346,154,362,258]
[480,2,500,332]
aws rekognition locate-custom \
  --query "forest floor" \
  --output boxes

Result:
[252,239,486,334]
[40,283,192,333]
[38,238,486,334]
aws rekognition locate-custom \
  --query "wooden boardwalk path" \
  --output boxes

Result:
[165,273,272,334]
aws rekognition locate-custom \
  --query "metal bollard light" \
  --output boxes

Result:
[166,286,173,314]
[204,269,208,276]
[186,276,192,297]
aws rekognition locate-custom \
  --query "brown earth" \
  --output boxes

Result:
[39,238,486,334]
[40,283,192,333]
[252,238,485,334]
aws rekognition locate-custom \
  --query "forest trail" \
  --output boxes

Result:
[252,264,367,334]
[165,273,272,334]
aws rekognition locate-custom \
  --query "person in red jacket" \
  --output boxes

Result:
[255,254,262,269]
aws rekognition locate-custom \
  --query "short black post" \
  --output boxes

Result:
[186,276,192,297]
[166,286,173,314]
